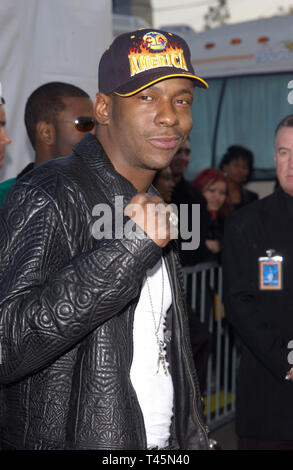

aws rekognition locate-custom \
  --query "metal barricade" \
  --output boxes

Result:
[183,262,238,430]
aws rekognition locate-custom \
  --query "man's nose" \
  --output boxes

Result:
[288,152,293,168]
[154,101,178,127]
[0,127,11,145]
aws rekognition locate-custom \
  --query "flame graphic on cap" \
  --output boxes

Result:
[129,36,183,55]
[128,35,188,77]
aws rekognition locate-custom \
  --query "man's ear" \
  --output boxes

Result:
[94,92,112,125]
[36,121,56,145]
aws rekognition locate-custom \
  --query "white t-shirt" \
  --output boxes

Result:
[130,258,174,449]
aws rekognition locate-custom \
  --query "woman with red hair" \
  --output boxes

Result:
[192,168,230,257]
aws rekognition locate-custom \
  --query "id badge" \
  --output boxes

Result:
[258,249,283,291]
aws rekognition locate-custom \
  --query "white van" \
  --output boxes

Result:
[169,15,293,196]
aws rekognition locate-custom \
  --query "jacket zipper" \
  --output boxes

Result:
[168,250,210,449]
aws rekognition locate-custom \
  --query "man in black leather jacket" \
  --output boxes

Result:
[0,29,210,450]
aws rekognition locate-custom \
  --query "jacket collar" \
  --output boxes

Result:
[261,186,293,217]
[73,133,134,201]
[73,133,158,205]
[278,186,293,220]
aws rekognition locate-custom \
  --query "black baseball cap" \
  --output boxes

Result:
[98,28,208,96]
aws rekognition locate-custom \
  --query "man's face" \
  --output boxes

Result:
[104,78,194,173]
[54,96,94,156]
[169,138,191,177]
[223,157,250,185]
[153,166,175,203]
[275,126,293,197]
[0,105,11,168]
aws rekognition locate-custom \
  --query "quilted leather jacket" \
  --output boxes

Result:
[0,133,209,450]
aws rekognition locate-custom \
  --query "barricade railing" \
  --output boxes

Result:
[183,262,238,431]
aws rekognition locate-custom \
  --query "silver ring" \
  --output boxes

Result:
[169,211,178,227]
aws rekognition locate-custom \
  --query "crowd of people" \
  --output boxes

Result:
[0,26,293,452]
[153,140,258,266]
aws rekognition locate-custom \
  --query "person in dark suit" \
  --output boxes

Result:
[170,140,213,395]
[223,115,293,450]
[219,145,258,211]
[170,138,210,266]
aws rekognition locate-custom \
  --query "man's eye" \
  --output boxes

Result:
[140,95,152,101]
[176,99,191,105]
[279,150,289,157]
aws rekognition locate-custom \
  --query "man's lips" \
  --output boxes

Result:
[147,136,181,150]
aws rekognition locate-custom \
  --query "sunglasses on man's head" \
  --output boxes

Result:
[58,116,95,132]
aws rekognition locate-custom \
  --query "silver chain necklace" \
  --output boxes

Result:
[145,258,169,376]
